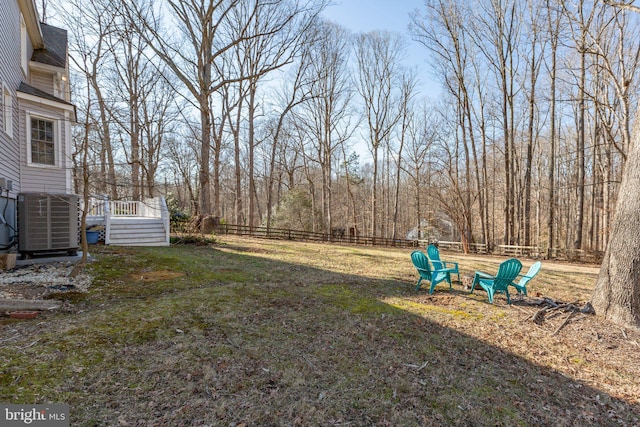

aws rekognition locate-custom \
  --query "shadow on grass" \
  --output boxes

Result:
[1,243,637,426]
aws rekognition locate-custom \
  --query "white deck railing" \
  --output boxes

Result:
[86,197,168,219]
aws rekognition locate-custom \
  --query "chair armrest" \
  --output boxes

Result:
[475,271,494,279]
[513,274,533,282]
[442,261,459,270]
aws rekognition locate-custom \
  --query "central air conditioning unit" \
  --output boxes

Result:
[18,192,79,258]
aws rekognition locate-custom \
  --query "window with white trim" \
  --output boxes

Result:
[29,116,57,166]
[2,85,12,138]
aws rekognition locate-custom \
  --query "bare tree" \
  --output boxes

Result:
[295,21,355,235]
[354,31,404,238]
[56,0,119,199]
[411,0,478,252]
[391,70,418,240]
[564,0,597,250]
[590,0,640,330]
[122,0,262,219]
[404,99,440,241]
[139,74,180,197]
[521,0,546,246]
[107,16,150,200]
[226,0,326,228]
[164,133,201,214]
[473,0,521,245]
[545,0,562,257]
[71,81,94,275]
[263,46,317,231]
[592,105,640,329]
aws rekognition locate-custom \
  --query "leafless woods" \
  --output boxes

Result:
[51,0,640,257]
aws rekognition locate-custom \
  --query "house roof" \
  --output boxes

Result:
[17,82,74,107]
[31,23,67,69]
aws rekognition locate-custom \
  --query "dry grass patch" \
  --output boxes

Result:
[0,236,638,426]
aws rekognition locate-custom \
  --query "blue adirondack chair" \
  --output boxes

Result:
[469,258,522,304]
[411,250,452,294]
[426,244,460,283]
[511,261,541,296]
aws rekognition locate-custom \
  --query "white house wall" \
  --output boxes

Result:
[29,69,53,94]
[0,0,25,196]
[17,98,70,194]
[0,1,26,250]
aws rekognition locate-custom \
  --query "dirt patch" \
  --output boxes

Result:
[128,269,185,282]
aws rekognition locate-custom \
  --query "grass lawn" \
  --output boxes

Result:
[1,235,639,426]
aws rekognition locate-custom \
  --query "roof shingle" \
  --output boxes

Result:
[17,82,73,106]
[31,23,67,68]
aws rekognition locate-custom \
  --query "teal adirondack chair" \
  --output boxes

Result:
[469,258,522,304]
[511,261,541,296]
[411,250,452,294]
[426,244,460,283]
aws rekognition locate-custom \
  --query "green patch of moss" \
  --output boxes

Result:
[315,284,401,315]
[204,269,252,283]
[384,298,483,320]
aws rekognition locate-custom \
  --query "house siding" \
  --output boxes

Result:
[30,69,53,94]
[0,1,25,249]
[18,100,68,193]
[0,0,24,194]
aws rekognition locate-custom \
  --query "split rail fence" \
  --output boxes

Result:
[173,222,603,263]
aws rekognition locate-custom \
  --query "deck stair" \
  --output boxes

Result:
[108,217,168,246]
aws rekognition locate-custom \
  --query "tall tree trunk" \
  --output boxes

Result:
[324,126,333,235]
[130,100,141,201]
[90,79,117,199]
[392,118,407,241]
[464,81,484,248]
[212,101,226,218]
[592,117,640,329]
[524,35,538,247]
[502,80,511,245]
[547,0,559,258]
[233,115,243,225]
[199,96,212,216]
[575,50,586,250]
[248,84,257,229]
[575,3,587,250]
[371,146,379,237]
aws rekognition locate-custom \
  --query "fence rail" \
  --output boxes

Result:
[420,239,602,263]
[172,221,603,263]
[215,224,421,248]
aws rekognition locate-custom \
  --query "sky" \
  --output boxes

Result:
[321,0,440,98]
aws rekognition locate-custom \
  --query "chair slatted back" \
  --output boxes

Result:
[411,250,433,281]
[493,258,523,292]
[426,245,444,270]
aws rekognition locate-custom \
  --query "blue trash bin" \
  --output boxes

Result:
[86,230,99,244]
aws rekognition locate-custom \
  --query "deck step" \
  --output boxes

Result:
[107,218,169,246]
